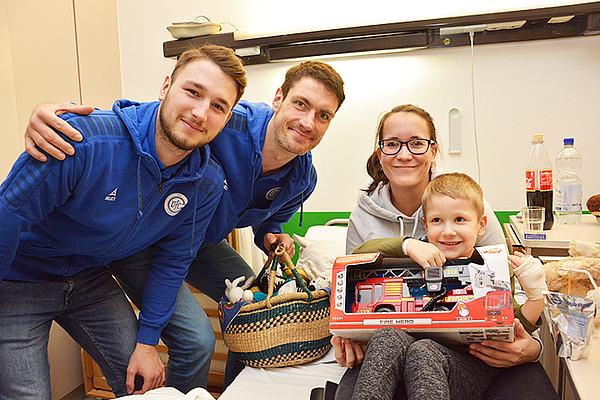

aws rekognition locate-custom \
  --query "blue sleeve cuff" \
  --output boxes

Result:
[136,324,161,346]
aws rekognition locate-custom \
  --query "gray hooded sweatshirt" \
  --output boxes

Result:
[346,181,505,254]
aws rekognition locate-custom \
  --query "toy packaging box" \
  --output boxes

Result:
[330,245,515,346]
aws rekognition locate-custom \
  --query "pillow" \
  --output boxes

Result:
[293,233,346,282]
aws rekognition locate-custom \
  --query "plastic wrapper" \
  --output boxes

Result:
[544,291,596,360]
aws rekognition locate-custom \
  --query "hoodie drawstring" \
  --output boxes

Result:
[410,213,419,238]
[397,216,405,236]
[396,212,420,238]
[137,156,143,219]
[190,182,198,255]
[299,191,304,227]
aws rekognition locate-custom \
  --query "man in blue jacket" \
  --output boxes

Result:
[23,60,346,392]
[0,44,246,399]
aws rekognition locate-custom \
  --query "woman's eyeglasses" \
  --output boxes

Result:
[378,138,435,155]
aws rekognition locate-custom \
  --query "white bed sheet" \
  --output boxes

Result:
[116,349,346,400]
[218,348,347,400]
[118,387,215,399]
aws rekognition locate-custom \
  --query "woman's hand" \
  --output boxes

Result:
[24,102,93,162]
[405,239,446,269]
[331,336,366,369]
[468,319,541,367]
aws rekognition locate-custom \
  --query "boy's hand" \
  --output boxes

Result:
[509,251,547,301]
[507,250,530,268]
[331,336,366,369]
[405,239,446,269]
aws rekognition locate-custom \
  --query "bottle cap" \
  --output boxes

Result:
[563,137,574,145]
[532,134,544,141]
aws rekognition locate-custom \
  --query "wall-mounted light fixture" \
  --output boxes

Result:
[163,2,600,64]
[266,31,430,61]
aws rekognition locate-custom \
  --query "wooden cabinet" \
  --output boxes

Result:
[0,0,122,181]
[1,2,123,397]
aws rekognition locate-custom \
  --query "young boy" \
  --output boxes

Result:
[340,172,548,400]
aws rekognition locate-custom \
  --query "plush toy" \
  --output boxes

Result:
[308,276,330,291]
[224,276,255,303]
[293,233,346,284]
[543,240,600,332]
[544,241,600,297]
[569,239,600,258]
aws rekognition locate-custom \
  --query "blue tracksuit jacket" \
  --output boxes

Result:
[0,99,223,345]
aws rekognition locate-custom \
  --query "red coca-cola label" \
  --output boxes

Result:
[525,169,553,191]
[525,170,535,191]
[539,169,553,190]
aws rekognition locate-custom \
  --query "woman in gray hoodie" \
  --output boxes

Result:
[334,105,556,400]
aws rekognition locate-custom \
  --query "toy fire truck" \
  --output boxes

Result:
[330,245,515,345]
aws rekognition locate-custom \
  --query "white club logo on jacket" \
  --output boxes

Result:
[164,193,188,216]
[265,187,282,201]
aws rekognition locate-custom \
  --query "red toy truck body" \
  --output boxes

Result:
[351,276,477,313]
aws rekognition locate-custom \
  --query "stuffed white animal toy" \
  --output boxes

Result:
[309,276,331,291]
[293,234,346,282]
[224,276,255,303]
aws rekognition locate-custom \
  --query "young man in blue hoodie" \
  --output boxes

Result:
[0,44,247,399]
[23,61,346,392]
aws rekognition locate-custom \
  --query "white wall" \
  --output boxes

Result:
[2,2,122,397]
[116,0,600,213]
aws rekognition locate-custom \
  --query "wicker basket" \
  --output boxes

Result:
[218,244,332,368]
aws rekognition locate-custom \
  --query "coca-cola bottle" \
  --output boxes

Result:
[525,134,554,230]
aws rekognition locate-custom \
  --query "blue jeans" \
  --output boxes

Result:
[0,267,137,400]
[108,239,255,392]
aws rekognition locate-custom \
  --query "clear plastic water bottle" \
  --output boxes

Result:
[555,137,583,224]
[526,134,554,230]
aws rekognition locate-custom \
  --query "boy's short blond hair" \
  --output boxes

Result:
[422,172,484,218]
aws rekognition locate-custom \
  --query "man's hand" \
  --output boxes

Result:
[468,319,541,368]
[126,342,165,394]
[331,336,366,369]
[405,239,446,269]
[24,102,92,162]
[263,233,295,259]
